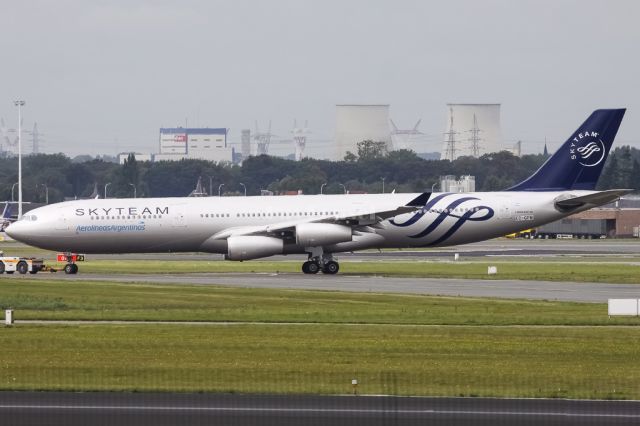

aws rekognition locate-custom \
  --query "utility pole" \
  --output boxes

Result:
[467,113,483,158]
[443,107,459,162]
[14,100,25,219]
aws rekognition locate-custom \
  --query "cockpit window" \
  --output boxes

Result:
[20,214,37,221]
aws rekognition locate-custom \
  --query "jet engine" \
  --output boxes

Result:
[295,223,352,246]
[226,236,283,261]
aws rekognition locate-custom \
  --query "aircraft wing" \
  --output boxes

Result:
[555,189,633,211]
[210,203,424,240]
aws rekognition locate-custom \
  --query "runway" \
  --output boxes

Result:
[1,392,639,426]
[3,238,640,261]
[19,271,640,303]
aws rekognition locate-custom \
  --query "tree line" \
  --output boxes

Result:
[0,144,638,203]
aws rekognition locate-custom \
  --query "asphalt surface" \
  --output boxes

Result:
[1,392,639,426]
[3,236,640,260]
[17,271,640,303]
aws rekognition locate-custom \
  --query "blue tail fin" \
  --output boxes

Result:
[1,202,11,219]
[507,109,625,191]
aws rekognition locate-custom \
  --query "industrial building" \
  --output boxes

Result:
[536,197,640,238]
[334,104,391,160]
[442,104,503,161]
[118,127,234,164]
[440,175,476,193]
[155,128,232,162]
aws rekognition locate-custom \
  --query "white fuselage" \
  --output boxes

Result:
[6,191,590,256]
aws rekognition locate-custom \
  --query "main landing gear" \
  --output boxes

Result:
[301,249,339,275]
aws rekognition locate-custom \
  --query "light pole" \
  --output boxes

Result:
[239,183,246,196]
[129,183,137,198]
[37,183,49,204]
[14,100,25,219]
[209,176,213,197]
[320,183,327,195]
[381,177,386,194]
[431,182,439,192]
[339,183,346,194]
[104,182,112,199]
[11,182,18,202]
[218,183,224,197]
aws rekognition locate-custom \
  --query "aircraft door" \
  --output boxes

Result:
[498,200,512,219]
[172,204,187,228]
[55,209,68,230]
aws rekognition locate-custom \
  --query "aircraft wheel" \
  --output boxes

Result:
[302,261,310,274]
[64,264,74,275]
[17,262,28,275]
[307,262,320,274]
[322,261,339,275]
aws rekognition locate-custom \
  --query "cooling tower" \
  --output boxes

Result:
[335,104,391,160]
[441,104,502,160]
[241,129,251,158]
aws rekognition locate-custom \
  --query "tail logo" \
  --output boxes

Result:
[570,133,606,167]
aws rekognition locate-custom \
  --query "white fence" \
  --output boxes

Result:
[608,299,639,316]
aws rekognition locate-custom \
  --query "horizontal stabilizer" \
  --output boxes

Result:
[555,189,633,211]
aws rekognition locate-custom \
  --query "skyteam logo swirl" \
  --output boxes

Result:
[569,131,606,167]
[390,193,494,246]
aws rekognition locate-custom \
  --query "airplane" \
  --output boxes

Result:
[5,109,630,275]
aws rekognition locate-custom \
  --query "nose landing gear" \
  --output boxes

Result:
[57,252,84,275]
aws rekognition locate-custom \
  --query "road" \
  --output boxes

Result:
[1,392,639,426]
[17,271,640,302]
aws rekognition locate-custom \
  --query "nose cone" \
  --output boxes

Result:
[5,221,28,242]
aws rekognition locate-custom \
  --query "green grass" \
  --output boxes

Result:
[69,259,640,283]
[1,279,640,398]
[1,279,639,325]
[2,324,639,399]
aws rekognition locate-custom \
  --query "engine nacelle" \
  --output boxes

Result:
[295,223,352,247]
[226,236,283,261]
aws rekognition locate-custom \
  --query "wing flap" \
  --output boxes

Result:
[211,205,421,240]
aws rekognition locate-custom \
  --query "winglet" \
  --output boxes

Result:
[406,192,431,207]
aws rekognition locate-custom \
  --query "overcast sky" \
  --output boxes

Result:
[1,0,638,157]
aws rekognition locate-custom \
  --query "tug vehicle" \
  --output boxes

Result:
[0,256,44,274]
